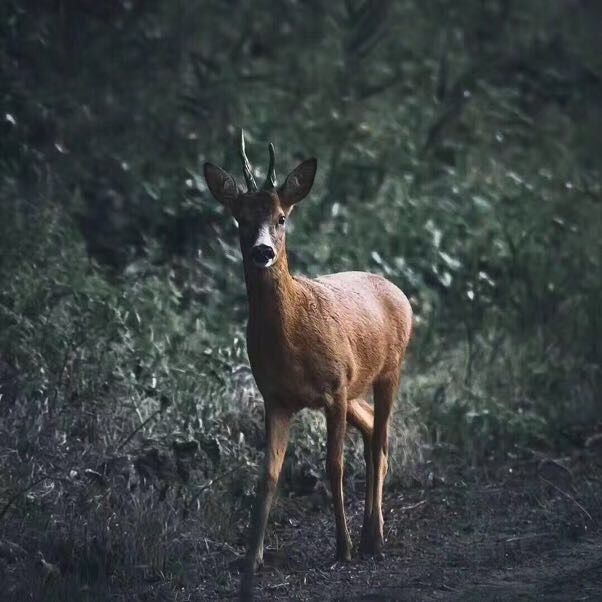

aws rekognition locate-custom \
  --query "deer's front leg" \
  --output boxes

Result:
[326,397,352,562]
[240,405,291,599]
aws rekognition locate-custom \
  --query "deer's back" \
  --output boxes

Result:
[307,271,412,365]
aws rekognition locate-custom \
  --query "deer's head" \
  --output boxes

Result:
[204,131,317,269]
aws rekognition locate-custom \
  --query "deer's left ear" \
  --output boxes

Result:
[279,158,317,207]
[203,162,239,209]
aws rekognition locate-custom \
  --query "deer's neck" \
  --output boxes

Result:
[243,248,298,332]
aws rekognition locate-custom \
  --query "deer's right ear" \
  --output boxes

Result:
[203,162,239,209]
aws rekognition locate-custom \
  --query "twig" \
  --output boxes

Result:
[539,476,593,522]
[505,532,553,543]
[0,469,60,521]
[195,465,244,497]
[398,499,426,512]
[116,406,163,452]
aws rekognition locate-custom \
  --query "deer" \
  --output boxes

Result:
[203,131,412,598]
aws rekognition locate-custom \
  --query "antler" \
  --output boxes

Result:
[239,130,277,191]
[239,129,258,192]
[263,142,277,190]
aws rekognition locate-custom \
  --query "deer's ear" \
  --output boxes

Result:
[203,162,239,209]
[279,158,317,207]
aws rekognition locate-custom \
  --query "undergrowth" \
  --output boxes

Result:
[0,194,599,600]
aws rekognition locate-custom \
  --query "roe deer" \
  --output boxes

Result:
[203,131,412,598]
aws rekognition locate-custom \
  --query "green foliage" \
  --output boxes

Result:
[1,2,601,598]
[0,0,601,550]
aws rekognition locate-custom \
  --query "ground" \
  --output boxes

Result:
[199,451,602,601]
[2,444,602,601]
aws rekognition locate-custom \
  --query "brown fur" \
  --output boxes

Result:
[203,156,413,600]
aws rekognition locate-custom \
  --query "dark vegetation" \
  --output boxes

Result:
[0,1,600,599]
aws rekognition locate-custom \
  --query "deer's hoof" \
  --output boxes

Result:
[336,548,353,562]
[239,573,256,601]
[336,538,353,562]
[359,534,384,558]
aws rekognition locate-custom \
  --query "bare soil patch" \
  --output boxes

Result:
[199,452,602,600]
[2,447,602,601]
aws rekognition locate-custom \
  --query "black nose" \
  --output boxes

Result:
[251,244,275,265]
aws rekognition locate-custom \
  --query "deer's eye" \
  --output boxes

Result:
[277,215,286,226]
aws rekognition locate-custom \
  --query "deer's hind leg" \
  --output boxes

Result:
[346,398,375,554]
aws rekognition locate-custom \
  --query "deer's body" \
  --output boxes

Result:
[246,265,411,412]
[203,133,412,600]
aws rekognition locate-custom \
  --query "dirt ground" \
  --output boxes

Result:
[2,444,602,600]
[199,451,602,601]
